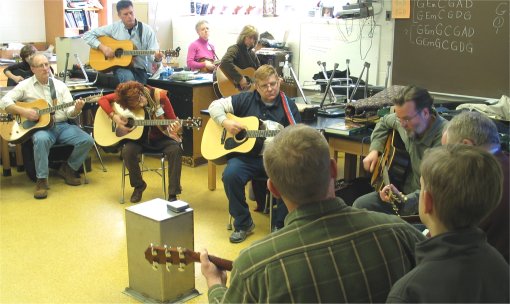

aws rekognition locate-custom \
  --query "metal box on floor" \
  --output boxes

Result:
[124,198,198,303]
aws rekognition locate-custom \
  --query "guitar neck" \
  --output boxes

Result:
[246,129,280,138]
[132,119,182,127]
[186,250,233,271]
[122,50,156,56]
[38,101,76,115]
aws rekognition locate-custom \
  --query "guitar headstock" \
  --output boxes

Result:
[144,244,194,272]
[182,117,203,129]
[82,91,104,103]
[164,46,181,58]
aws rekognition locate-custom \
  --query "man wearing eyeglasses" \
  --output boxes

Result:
[0,53,94,199]
[352,85,447,216]
[208,64,301,243]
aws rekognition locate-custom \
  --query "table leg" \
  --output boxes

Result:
[1,138,12,176]
[208,161,216,191]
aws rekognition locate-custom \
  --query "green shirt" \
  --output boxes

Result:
[369,111,447,195]
[208,198,425,303]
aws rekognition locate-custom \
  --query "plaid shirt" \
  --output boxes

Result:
[208,198,425,303]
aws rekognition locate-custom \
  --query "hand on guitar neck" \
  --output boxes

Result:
[379,184,407,205]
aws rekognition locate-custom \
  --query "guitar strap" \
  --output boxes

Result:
[49,77,57,106]
[280,91,296,125]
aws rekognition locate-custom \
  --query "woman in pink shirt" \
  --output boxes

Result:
[187,20,218,73]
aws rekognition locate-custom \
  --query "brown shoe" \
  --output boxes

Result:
[34,178,48,199]
[130,181,147,203]
[58,163,81,186]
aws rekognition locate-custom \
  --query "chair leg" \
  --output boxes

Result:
[161,155,167,199]
[227,215,233,230]
[120,160,126,204]
[82,161,88,184]
[92,141,107,172]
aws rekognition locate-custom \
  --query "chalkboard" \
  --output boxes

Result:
[393,0,509,98]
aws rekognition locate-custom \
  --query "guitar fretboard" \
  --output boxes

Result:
[245,130,280,138]
[36,95,98,115]
[132,119,182,126]
[121,50,157,56]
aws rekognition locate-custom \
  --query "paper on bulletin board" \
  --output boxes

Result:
[392,0,410,19]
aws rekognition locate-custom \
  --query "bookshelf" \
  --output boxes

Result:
[44,0,108,48]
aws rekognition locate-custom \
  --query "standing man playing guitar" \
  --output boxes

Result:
[97,81,183,203]
[353,86,447,215]
[82,0,163,84]
[218,25,261,95]
[208,64,301,243]
[0,54,94,199]
[187,20,218,73]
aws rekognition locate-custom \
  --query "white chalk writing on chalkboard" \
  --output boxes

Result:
[493,2,508,34]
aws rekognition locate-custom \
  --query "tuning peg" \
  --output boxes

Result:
[177,247,185,272]
[165,245,172,272]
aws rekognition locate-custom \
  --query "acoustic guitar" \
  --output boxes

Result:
[144,244,233,271]
[0,94,101,144]
[370,129,410,214]
[93,106,202,147]
[214,66,256,97]
[89,37,181,72]
[201,113,282,165]
[197,58,220,73]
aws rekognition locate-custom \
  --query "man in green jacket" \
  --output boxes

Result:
[353,85,447,215]
[200,124,425,303]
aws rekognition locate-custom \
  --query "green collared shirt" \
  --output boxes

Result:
[369,110,447,194]
[208,198,425,303]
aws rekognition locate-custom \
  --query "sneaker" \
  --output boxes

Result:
[229,222,255,243]
[34,178,48,199]
[130,181,147,203]
[58,163,81,186]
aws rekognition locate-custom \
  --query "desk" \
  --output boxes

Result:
[147,78,217,167]
[206,116,372,191]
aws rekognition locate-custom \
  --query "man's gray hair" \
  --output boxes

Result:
[446,111,500,146]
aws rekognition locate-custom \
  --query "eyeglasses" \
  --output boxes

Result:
[396,111,421,124]
[33,62,50,68]
[258,81,278,91]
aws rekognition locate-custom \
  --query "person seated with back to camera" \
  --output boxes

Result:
[0,53,94,199]
[208,64,301,243]
[353,86,447,216]
[97,81,183,203]
[187,20,218,73]
[441,111,509,262]
[200,124,426,303]
[386,144,509,302]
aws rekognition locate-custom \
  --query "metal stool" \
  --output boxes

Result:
[121,151,167,204]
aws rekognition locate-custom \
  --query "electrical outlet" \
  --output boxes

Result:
[386,10,391,21]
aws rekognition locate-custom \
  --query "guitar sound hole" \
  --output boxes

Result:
[125,118,135,128]
[234,130,247,141]
[114,49,124,58]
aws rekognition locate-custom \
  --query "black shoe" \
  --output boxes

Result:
[130,181,147,203]
[168,195,177,202]
[229,222,255,243]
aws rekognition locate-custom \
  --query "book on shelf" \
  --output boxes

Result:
[324,121,366,135]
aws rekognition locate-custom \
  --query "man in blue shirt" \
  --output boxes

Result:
[83,0,163,84]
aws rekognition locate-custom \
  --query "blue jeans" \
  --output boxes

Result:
[114,68,148,84]
[32,122,94,179]
[223,156,266,231]
[352,191,418,216]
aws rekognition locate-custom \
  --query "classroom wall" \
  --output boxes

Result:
[0,0,394,86]
[0,0,46,44]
